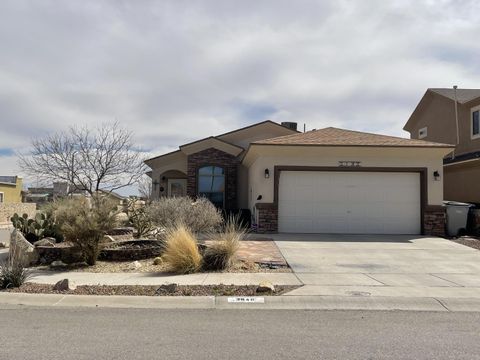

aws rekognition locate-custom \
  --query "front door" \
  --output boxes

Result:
[168,179,187,197]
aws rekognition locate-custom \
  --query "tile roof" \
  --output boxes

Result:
[252,127,454,148]
[429,88,480,104]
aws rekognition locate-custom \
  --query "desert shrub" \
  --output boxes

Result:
[54,195,118,265]
[0,246,30,289]
[126,199,155,238]
[146,197,222,233]
[203,215,246,271]
[162,224,202,274]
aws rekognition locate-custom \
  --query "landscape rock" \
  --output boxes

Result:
[50,260,68,268]
[53,279,77,291]
[256,281,275,293]
[130,260,142,270]
[9,229,38,265]
[153,257,163,265]
[0,241,7,248]
[35,238,56,247]
[155,283,178,295]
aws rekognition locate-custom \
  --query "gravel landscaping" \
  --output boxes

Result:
[451,236,480,250]
[3,283,300,296]
[31,258,291,273]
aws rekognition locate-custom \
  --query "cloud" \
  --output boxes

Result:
[0,0,479,194]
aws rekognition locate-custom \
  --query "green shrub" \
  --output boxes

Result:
[54,196,118,265]
[146,197,222,234]
[203,215,245,271]
[162,224,202,274]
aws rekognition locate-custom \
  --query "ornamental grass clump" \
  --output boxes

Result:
[203,215,246,271]
[0,246,30,289]
[162,224,202,274]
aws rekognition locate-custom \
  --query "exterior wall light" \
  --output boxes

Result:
[433,171,440,181]
[264,169,270,179]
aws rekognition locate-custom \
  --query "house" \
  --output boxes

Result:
[0,176,23,204]
[403,88,480,204]
[145,120,453,235]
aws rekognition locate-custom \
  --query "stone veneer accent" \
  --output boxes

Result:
[186,148,239,210]
[0,203,37,225]
[423,207,446,237]
[255,203,278,233]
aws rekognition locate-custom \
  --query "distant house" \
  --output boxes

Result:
[404,88,480,204]
[0,176,23,204]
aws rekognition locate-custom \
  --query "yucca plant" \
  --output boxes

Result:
[162,224,202,274]
[0,245,30,289]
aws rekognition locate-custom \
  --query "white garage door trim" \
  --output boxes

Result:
[277,169,423,235]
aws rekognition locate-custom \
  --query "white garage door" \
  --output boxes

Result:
[278,171,421,234]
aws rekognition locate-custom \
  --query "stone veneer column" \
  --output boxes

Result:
[255,203,278,233]
[423,207,446,237]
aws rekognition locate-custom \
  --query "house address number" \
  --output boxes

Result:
[227,297,265,303]
[338,161,361,167]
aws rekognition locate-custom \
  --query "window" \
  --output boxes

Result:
[198,166,225,208]
[472,109,480,139]
[0,192,3,203]
[418,127,428,139]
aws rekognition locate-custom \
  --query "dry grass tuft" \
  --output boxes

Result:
[162,224,202,274]
[203,216,246,271]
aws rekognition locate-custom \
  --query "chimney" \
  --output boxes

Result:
[281,122,298,131]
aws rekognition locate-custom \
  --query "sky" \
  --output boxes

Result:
[0,0,479,194]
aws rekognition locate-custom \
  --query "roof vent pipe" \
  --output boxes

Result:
[453,85,459,159]
[281,122,298,131]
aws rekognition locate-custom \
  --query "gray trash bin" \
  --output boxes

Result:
[443,201,472,237]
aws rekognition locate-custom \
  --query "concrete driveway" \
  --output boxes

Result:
[272,234,480,299]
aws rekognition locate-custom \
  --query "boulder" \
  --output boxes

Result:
[50,260,68,268]
[155,283,178,295]
[35,238,56,247]
[256,281,275,293]
[9,230,38,265]
[153,257,163,265]
[53,279,77,291]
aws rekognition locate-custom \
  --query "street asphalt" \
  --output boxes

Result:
[0,307,479,360]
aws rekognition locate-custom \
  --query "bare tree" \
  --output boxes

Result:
[19,122,146,195]
[138,175,153,201]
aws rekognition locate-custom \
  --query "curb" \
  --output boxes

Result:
[2,292,480,312]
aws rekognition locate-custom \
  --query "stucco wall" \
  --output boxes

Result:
[246,146,449,211]
[0,203,37,225]
[0,177,23,204]
[444,162,480,204]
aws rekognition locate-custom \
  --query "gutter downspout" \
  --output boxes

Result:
[453,85,459,159]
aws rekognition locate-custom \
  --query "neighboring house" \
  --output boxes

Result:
[404,88,480,204]
[145,120,453,235]
[0,176,23,204]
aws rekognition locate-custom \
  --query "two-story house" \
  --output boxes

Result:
[404,88,480,204]
[0,176,23,204]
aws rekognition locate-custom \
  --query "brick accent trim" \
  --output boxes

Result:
[186,148,239,209]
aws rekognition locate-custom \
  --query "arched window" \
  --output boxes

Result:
[198,166,225,208]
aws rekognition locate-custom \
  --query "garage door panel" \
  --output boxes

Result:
[278,171,421,234]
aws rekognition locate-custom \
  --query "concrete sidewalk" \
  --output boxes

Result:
[29,270,302,286]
